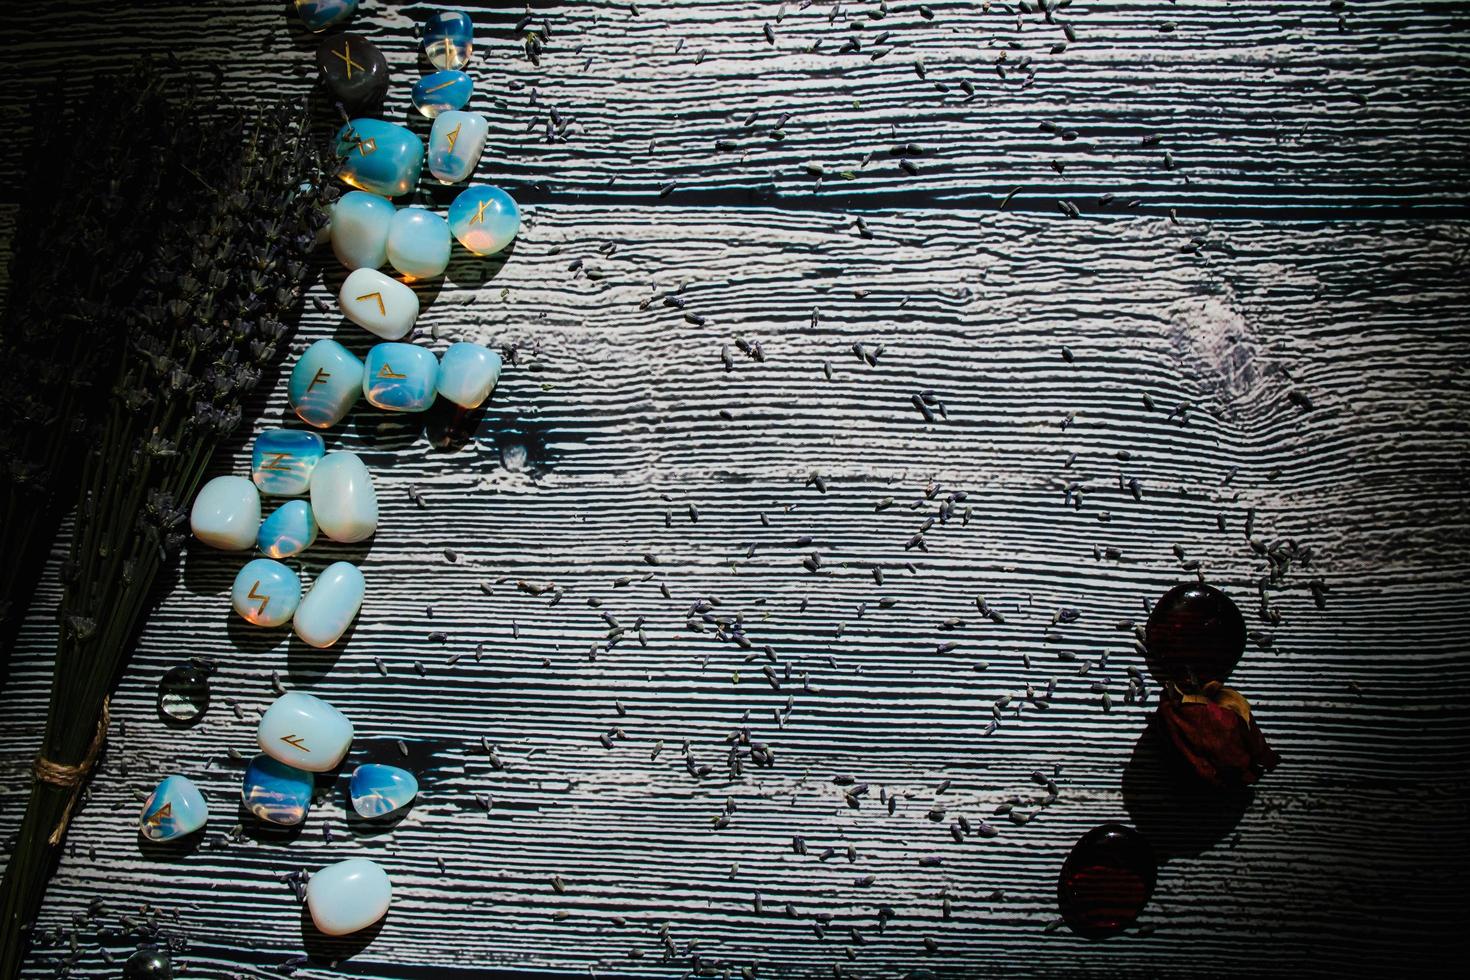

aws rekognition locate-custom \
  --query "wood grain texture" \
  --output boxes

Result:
[1,2,1468,979]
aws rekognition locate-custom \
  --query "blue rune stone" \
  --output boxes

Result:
[243,754,315,826]
[423,10,473,70]
[296,0,357,33]
[363,343,439,412]
[349,763,419,818]
[289,339,365,429]
[258,500,318,559]
[335,118,424,198]
[448,185,520,256]
[139,775,208,842]
[251,428,325,496]
[411,70,473,118]
[232,558,302,628]
[428,110,488,184]
[386,208,452,281]
[436,342,502,409]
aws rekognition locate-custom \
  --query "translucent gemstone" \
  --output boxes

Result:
[251,428,325,496]
[289,339,364,429]
[330,190,394,271]
[1145,583,1246,685]
[427,111,487,184]
[156,664,211,723]
[310,452,378,542]
[231,558,302,628]
[139,774,208,842]
[1057,823,1157,937]
[190,476,260,551]
[123,947,172,979]
[422,10,473,70]
[316,32,387,111]
[335,118,424,198]
[436,342,502,409]
[339,267,420,340]
[293,561,366,649]
[242,754,315,826]
[363,343,439,412]
[411,70,473,118]
[257,500,318,559]
[448,186,519,256]
[386,208,452,281]
[258,691,354,772]
[306,858,392,936]
[349,763,419,818]
[295,0,357,32]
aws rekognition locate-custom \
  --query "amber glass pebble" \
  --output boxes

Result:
[1057,823,1158,937]
[1144,582,1247,685]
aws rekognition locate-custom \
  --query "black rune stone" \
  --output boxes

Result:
[1144,582,1247,686]
[316,33,388,111]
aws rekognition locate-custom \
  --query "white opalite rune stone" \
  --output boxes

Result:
[339,267,419,340]
[306,858,392,936]
[258,691,353,772]
[310,452,378,543]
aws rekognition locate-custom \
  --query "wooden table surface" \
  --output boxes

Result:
[2,1,1467,976]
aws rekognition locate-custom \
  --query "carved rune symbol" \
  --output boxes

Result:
[332,44,363,79]
[444,122,462,153]
[306,367,331,392]
[471,199,491,225]
[145,802,173,827]
[280,735,310,752]
[424,77,459,94]
[260,452,292,472]
[357,291,386,316]
[247,580,270,615]
[352,137,377,157]
[378,363,408,379]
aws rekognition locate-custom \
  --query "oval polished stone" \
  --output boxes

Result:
[350,763,419,818]
[252,428,325,496]
[330,190,394,271]
[258,691,353,772]
[335,118,424,198]
[1058,823,1157,937]
[411,69,473,118]
[294,561,366,649]
[231,558,302,628]
[364,343,439,412]
[339,267,419,340]
[1145,582,1246,685]
[423,10,473,69]
[428,110,487,184]
[436,342,502,409]
[448,185,519,256]
[190,476,261,551]
[258,500,318,559]
[296,0,357,32]
[289,339,365,429]
[310,452,378,542]
[386,208,452,281]
[157,664,211,724]
[307,858,391,936]
[316,32,387,111]
[243,754,315,826]
[123,947,173,980]
[139,774,208,842]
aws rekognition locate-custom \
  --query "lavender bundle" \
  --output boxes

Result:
[0,71,185,681]
[0,72,334,975]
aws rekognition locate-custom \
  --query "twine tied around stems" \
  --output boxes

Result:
[31,697,110,845]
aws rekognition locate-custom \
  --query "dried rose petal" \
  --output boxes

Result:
[1155,683,1281,791]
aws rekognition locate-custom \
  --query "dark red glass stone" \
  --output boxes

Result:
[1144,582,1246,685]
[1058,823,1157,937]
